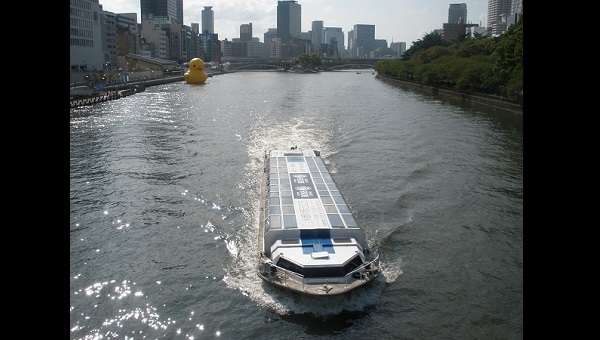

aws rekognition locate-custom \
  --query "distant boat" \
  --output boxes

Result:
[356,71,361,74]
[257,148,381,296]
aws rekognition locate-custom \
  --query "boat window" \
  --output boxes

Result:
[281,190,292,198]
[304,266,345,278]
[342,255,364,274]
[300,229,331,239]
[332,237,352,243]
[269,206,280,214]
[281,197,294,205]
[283,215,297,228]
[320,196,334,204]
[333,196,346,204]
[318,191,330,197]
[282,205,295,214]
[336,205,350,213]
[276,258,304,276]
[269,215,282,229]
[281,239,300,244]
[316,183,327,191]
[341,214,358,227]
[327,214,345,228]
[323,205,338,213]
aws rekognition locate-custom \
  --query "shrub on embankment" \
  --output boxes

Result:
[375,14,523,105]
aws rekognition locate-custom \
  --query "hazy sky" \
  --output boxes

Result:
[99,0,488,49]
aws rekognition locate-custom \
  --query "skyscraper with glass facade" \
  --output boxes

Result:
[448,3,468,24]
[276,0,301,44]
[140,0,181,23]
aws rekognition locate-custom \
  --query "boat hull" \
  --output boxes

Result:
[258,253,380,296]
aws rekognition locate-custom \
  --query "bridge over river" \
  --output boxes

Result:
[224,59,378,71]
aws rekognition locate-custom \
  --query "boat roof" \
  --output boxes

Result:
[263,148,368,254]
[266,148,359,230]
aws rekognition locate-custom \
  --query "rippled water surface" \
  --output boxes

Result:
[70,71,523,339]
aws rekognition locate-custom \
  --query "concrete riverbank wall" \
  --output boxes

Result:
[376,74,523,115]
[70,76,185,109]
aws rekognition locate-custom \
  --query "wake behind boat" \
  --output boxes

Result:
[258,147,380,296]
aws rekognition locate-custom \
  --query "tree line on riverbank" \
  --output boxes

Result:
[374,14,523,104]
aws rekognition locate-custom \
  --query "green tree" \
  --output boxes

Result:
[293,54,322,70]
[402,31,448,60]
[374,13,522,102]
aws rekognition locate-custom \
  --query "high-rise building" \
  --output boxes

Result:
[264,28,278,43]
[202,6,214,34]
[276,0,301,44]
[390,41,406,58]
[324,27,344,56]
[140,0,181,23]
[176,0,183,25]
[506,0,523,29]
[448,3,467,24]
[487,0,512,36]
[240,23,253,42]
[311,20,323,46]
[191,23,199,35]
[350,24,376,58]
[115,13,140,58]
[70,0,104,72]
[511,0,523,15]
[100,10,118,69]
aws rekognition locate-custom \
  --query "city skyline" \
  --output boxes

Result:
[99,0,489,49]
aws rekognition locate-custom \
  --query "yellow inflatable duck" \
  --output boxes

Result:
[184,58,208,84]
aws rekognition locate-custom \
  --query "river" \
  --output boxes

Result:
[69,70,523,339]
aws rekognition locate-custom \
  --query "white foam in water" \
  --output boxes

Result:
[225,239,238,257]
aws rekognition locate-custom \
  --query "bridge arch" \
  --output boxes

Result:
[325,63,375,70]
[224,59,378,71]
[228,63,280,71]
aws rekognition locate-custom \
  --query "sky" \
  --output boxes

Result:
[99,0,489,49]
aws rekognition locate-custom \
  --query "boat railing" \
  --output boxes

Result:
[267,254,380,292]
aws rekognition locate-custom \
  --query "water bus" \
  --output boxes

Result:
[258,147,380,296]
